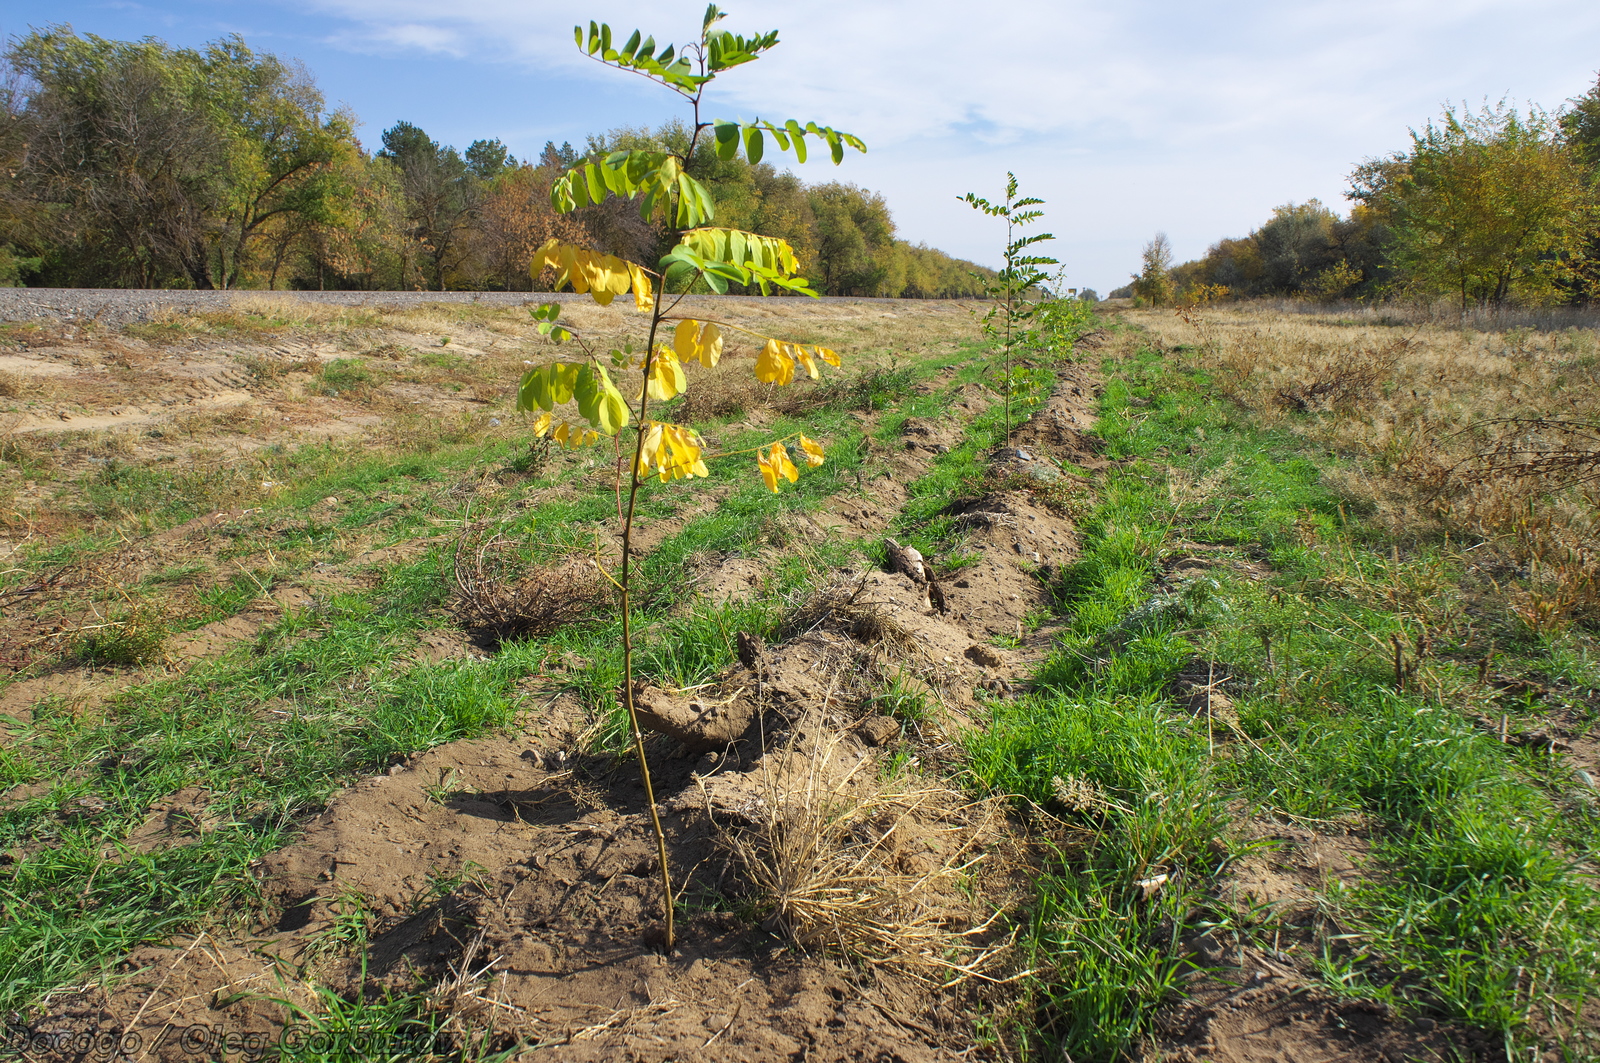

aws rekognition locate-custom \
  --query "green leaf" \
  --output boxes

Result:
[785,119,808,163]
[743,125,764,164]
[676,173,716,227]
[516,366,544,412]
[621,29,641,60]
[549,363,579,406]
[574,363,626,434]
[714,119,740,161]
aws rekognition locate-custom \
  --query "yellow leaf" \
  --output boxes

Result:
[580,254,605,295]
[793,344,819,380]
[754,338,795,385]
[665,424,707,480]
[635,421,708,482]
[756,441,800,492]
[672,320,698,360]
[529,238,561,278]
[698,323,723,367]
[798,434,825,467]
[646,347,686,401]
[532,411,553,436]
[757,448,778,492]
[772,441,798,483]
[672,320,724,369]
[552,422,570,445]
[603,254,631,296]
[629,264,655,312]
[816,345,841,368]
[559,244,584,293]
[531,241,653,309]
[636,421,664,476]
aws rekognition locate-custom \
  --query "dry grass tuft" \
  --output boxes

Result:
[1270,342,1405,414]
[1443,417,1600,491]
[724,732,1012,984]
[669,362,773,423]
[784,578,926,665]
[450,524,610,643]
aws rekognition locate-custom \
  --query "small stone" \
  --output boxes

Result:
[489,418,501,426]
[965,643,1006,668]
[857,716,900,747]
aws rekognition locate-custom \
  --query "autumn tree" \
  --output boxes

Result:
[471,164,589,291]
[465,138,513,180]
[378,120,481,291]
[3,27,356,289]
[809,183,894,295]
[1349,102,1597,308]
[1560,73,1600,302]
[268,153,412,291]
[1132,232,1174,305]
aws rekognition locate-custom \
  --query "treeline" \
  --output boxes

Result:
[1119,79,1600,309]
[0,27,990,296]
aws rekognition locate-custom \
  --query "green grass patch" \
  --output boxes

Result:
[973,326,1600,1060]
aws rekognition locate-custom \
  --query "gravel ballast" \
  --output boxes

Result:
[0,287,908,328]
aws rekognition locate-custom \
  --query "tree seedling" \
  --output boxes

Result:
[516,4,865,950]
[960,173,1057,441]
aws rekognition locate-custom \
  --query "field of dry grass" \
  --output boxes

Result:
[1130,305,1600,634]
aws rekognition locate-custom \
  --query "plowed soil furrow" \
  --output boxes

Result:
[1,294,1107,1061]
[32,363,1103,1062]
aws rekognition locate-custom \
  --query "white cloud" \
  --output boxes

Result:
[292,0,1600,289]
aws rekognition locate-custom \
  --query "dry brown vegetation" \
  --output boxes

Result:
[449,523,611,644]
[724,731,1012,984]
[1131,306,1600,633]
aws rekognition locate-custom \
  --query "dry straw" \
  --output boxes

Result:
[450,523,609,643]
[723,731,1016,986]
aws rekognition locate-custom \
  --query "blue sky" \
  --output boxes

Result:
[5,0,1600,293]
